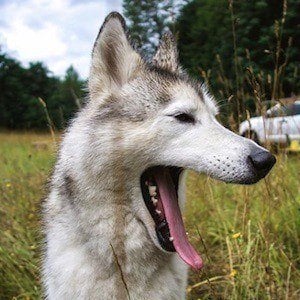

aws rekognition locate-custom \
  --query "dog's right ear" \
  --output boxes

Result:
[88,12,143,98]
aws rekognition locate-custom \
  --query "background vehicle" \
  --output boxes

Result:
[239,100,300,146]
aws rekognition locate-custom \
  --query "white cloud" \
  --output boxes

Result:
[0,0,122,78]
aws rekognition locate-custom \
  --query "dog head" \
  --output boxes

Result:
[86,12,276,269]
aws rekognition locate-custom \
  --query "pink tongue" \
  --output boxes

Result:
[154,169,203,270]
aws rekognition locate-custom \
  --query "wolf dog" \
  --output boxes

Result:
[42,12,276,299]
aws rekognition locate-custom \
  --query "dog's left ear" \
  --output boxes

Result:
[89,12,143,98]
[153,32,179,73]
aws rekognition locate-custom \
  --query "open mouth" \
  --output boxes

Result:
[140,166,203,270]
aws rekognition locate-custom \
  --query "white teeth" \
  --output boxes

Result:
[155,209,161,215]
[151,197,158,205]
[148,186,157,196]
[169,237,174,242]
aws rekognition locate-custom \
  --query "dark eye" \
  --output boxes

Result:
[174,113,195,124]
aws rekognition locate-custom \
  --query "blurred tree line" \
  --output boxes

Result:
[176,0,299,124]
[1,0,299,130]
[124,0,299,125]
[0,48,85,130]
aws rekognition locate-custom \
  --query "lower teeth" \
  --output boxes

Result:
[151,197,158,205]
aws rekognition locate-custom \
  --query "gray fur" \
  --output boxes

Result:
[153,32,180,73]
[43,12,273,299]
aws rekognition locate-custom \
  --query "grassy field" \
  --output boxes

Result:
[0,132,299,299]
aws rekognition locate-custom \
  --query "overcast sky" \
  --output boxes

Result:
[0,0,122,78]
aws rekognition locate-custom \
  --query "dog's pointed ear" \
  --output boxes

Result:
[153,32,179,73]
[89,12,143,98]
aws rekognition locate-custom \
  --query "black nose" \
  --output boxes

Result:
[248,150,276,177]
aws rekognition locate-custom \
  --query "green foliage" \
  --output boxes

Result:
[176,0,300,123]
[123,0,177,55]
[176,0,231,79]
[234,0,300,99]
[0,49,85,130]
[48,65,85,129]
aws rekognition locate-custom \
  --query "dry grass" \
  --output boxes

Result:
[185,154,300,299]
[0,131,299,299]
[0,132,55,299]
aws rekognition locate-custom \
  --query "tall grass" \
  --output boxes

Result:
[0,1,299,299]
[0,133,299,299]
[183,1,300,298]
[0,132,55,299]
[213,0,293,134]
[185,154,300,299]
